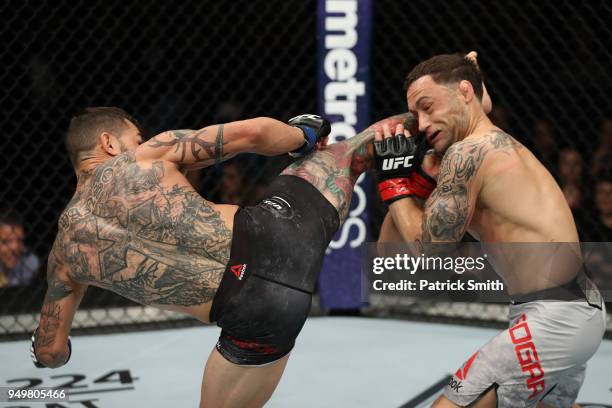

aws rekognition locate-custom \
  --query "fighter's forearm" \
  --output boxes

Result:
[34,248,86,368]
[35,300,71,368]
[249,117,305,156]
[387,198,425,243]
[141,117,306,169]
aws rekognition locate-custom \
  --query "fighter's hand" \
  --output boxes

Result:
[466,51,479,65]
[374,123,437,203]
[287,114,331,158]
[421,150,442,181]
[30,328,72,368]
[465,51,492,114]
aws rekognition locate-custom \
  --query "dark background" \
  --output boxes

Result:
[3,1,611,257]
[1,1,611,318]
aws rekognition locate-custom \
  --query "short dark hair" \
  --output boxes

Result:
[0,209,23,228]
[64,107,141,167]
[596,168,612,185]
[405,53,483,103]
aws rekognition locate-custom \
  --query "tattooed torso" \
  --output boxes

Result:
[421,129,580,293]
[423,129,577,243]
[56,152,233,320]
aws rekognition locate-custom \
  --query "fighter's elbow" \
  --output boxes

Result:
[37,348,69,368]
[240,117,268,151]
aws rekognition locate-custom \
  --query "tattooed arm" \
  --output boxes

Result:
[34,239,87,368]
[136,117,305,169]
[388,140,486,244]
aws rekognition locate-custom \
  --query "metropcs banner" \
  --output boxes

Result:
[317,0,372,308]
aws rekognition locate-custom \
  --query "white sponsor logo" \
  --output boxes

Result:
[262,196,291,211]
[382,156,414,170]
[289,114,320,122]
[324,0,367,250]
[263,199,282,210]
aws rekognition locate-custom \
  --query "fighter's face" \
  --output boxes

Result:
[533,120,556,151]
[407,75,468,155]
[0,224,24,270]
[595,181,612,214]
[559,149,583,182]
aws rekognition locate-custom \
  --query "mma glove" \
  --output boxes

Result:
[287,114,331,158]
[374,126,436,204]
[30,328,72,368]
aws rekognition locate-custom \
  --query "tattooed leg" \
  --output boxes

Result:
[281,113,411,223]
[281,131,372,223]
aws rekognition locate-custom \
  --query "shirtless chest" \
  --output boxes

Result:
[467,151,578,243]
[467,205,525,242]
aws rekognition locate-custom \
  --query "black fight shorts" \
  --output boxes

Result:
[209,175,340,365]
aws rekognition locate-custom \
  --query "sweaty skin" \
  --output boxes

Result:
[36,111,410,408]
[34,112,408,370]
[35,117,306,367]
[57,152,232,310]
[382,74,580,296]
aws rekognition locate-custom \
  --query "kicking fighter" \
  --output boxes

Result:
[30,106,407,407]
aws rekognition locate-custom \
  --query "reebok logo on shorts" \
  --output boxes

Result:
[455,351,479,380]
[231,264,247,280]
[448,377,463,392]
[450,351,479,392]
[509,314,545,399]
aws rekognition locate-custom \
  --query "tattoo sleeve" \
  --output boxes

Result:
[36,303,61,349]
[146,127,229,167]
[421,141,486,242]
[215,124,224,164]
[148,129,214,162]
[35,240,81,366]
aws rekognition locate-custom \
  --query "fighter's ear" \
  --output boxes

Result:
[98,132,122,156]
[458,80,475,104]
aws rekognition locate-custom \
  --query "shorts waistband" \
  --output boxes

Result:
[511,276,585,305]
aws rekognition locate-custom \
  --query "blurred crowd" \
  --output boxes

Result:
[489,108,612,242]
[0,211,40,288]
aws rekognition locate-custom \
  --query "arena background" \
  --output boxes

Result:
[1,1,612,339]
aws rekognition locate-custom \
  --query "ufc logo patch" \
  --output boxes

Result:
[382,156,414,170]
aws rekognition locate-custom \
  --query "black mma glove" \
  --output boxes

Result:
[287,114,331,158]
[374,125,436,204]
[30,328,72,368]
